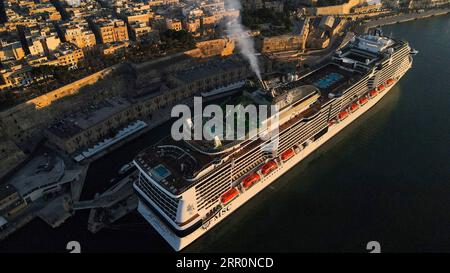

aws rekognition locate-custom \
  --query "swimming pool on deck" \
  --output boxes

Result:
[153,164,171,179]
[314,72,344,89]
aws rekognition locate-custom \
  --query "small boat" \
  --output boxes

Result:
[118,162,135,175]
[369,89,378,98]
[338,110,349,121]
[386,79,395,86]
[350,102,359,112]
[220,187,239,204]
[242,173,261,189]
[280,148,295,162]
[377,84,385,92]
[359,96,368,105]
[261,161,278,176]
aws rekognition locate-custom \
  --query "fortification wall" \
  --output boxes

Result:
[0,64,132,146]
[315,0,363,15]
[0,130,26,179]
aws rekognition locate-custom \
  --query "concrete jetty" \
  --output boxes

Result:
[70,171,139,233]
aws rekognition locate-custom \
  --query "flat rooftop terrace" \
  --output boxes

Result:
[47,97,131,139]
[173,58,245,83]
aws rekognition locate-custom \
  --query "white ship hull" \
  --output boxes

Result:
[136,69,409,251]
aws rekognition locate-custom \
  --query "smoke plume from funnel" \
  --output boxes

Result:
[224,0,262,81]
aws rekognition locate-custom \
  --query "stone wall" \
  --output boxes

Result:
[0,130,26,180]
[313,0,363,15]
[195,38,235,57]
[0,64,134,147]
[260,35,306,53]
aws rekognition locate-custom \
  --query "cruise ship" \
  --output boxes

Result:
[132,34,414,251]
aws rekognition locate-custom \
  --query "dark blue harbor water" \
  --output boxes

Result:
[1,15,449,252]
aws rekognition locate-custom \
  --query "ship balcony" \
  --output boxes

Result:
[133,172,202,235]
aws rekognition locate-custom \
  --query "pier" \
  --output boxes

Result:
[72,171,139,233]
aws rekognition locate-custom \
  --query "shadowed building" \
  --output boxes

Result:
[59,20,97,49]
[0,184,26,218]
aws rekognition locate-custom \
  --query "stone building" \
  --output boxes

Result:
[0,62,34,90]
[320,16,335,30]
[45,58,251,154]
[0,184,26,218]
[46,97,135,153]
[167,58,250,93]
[0,41,26,61]
[261,35,305,53]
[306,31,330,49]
[53,43,84,68]
[91,17,129,44]
[264,1,285,12]
[99,41,129,56]
[166,18,183,31]
[59,20,97,49]
[351,3,382,13]
[129,22,157,41]
[195,39,235,57]
[183,18,201,33]
[0,64,128,148]
[20,23,61,56]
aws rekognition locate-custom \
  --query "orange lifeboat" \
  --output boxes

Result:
[377,84,385,92]
[242,173,261,189]
[386,79,394,86]
[359,96,368,105]
[369,89,378,98]
[338,110,349,121]
[350,102,359,112]
[261,161,278,176]
[280,148,295,162]
[221,187,239,204]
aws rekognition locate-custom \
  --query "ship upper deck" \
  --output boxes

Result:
[134,35,406,195]
[134,63,363,195]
